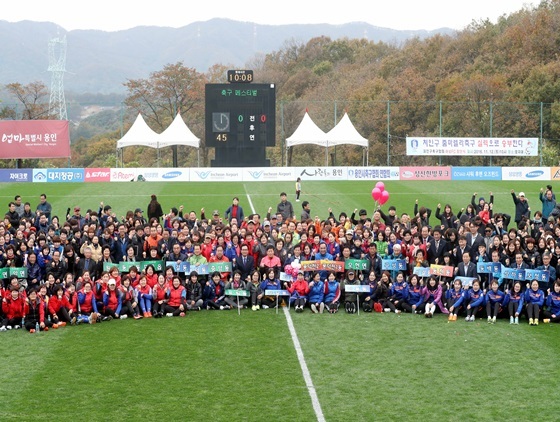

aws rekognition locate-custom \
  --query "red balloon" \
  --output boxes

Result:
[372,187,381,201]
[375,181,385,192]
[379,190,390,205]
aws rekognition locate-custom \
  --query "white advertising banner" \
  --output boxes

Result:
[294,167,347,181]
[501,167,550,181]
[189,168,244,182]
[242,168,295,182]
[135,168,190,182]
[110,168,138,182]
[406,137,539,156]
[347,167,400,180]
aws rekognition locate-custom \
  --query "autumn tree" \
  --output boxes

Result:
[123,62,207,167]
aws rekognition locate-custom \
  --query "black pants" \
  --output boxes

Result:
[54,307,72,323]
[121,301,138,317]
[526,303,541,320]
[466,305,481,318]
[381,299,396,312]
[507,301,521,317]
[486,302,501,318]
[542,310,560,322]
[163,304,183,316]
[2,318,23,327]
[152,301,166,315]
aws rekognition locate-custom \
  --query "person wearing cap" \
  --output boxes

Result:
[511,189,530,228]
[224,197,245,225]
[341,270,360,314]
[350,208,369,226]
[134,208,147,225]
[471,191,494,214]
[276,192,294,221]
[102,279,122,320]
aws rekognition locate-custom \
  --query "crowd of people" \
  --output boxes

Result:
[2,184,560,333]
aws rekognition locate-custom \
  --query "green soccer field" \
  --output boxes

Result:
[0,180,557,421]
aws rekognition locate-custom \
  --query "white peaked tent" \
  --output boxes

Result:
[326,112,369,165]
[116,113,159,149]
[285,111,328,164]
[158,113,200,166]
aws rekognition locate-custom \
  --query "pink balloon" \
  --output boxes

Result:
[372,187,381,201]
[379,190,390,205]
[375,181,385,192]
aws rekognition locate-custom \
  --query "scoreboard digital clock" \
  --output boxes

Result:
[205,82,276,167]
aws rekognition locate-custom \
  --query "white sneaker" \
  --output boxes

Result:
[296,199,300,202]
[319,303,325,314]
[0,326,6,332]
[14,325,21,330]
[262,305,269,309]
[470,316,475,321]
[120,315,128,319]
[219,306,224,310]
[311,304,317,313]
[6,326,12,330]
[465,316,470,322]
[166,313,173,317]
[252,305,257,311]
[492,317,496,324]
[510,316,514,324]
[384,308,391,313]
[488,317,492,323]
[255,305,260,310]
[514,317,519,324]
[395,310,401,314]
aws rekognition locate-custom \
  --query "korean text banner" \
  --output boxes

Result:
[0,120,70,159]
[406,137,538,156]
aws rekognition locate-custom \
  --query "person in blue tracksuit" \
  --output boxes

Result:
[485,279,505,324]
[308,272,325,314]
[446,279,465,321]
[503,281,524,324]
[401,274,424,314]
[323,272,340,313]
[525,280,545,326]
[259,268,281,309]
[385,271,408,314]
[454,279,485,321]
[543,281,560,323]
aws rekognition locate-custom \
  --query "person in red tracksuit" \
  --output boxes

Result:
[77,281,99,324]
[163,276,187,317]
[48,285,73,327]
[152,274,168,318]
[24,288,46,332]
[1,287,28,331]
[65,282,79,317]
[102,279,122,320]
[119,276,141,319]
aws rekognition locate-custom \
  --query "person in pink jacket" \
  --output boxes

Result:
[422,276,449,317]
[287,271,310,312]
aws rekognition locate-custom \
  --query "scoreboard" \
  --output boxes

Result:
[205,79,275,167]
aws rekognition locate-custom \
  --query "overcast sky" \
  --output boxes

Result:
[3,0,537,32]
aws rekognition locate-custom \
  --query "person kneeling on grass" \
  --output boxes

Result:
[77,281,100,324]
[102,279,122,321]
[48,285,73,327]
[136,275,153,318]
[342,270,359,314]
[308,272,325,314]
[422,276,449,318]
[503,281,524,325]
[485,279,505,324]
[543,280,560,323]
[164,276,187,317]
[225,270,248,310]
[323,272,341,314]
[455,280,485,322]
[288,271,310,313]
[203,272,227,310]
[525,279,544,326]
[446,279,465,321]
[119,276,141,319]
[24,288,46,332]
[1,286,27,331]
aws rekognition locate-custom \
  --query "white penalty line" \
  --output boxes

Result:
[245,185,325,421]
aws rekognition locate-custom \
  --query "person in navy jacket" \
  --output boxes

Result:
[485,279,505,324]
[543,280,560,323]
[503,281,524,324]
[308,272,325,314]
[401,274,424,314]
[453,279,485,321]
[323,272,340,313]
[525,279,545,326]
[446,279,465,321]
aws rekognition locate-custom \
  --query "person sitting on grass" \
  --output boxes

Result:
[48,285,72,327]
[185,271,203,311]
[485,279,505,324]
[446,279,465,321]
[287,271,310,313]
[323,271,341,314]
[164,276,187,317]
[503,281,524,325]
[203,271,227,310]
[224,270,248,310]
[24,288,46,332]
[341,270,360,314]
[119,276,141,319]
[543,280,560,323]
[401,274,424,314]
[77,280,100,324]
[455,280,485,322]
[308,271,325,314]
[525,279,544,326]
[259,268,281,310]
[136,275,153,318]
[102,278,122,321]
[384,271,408,314]
[422,275,449,318]
[1,286,26,331]
[247,270,263,311]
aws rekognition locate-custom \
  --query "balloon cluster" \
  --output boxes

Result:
[371,181,390,206]
[284,261,301,281]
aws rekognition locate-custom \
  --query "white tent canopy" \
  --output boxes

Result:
[286,111,327,147]
[285,111,369,165]
[116,113,159,149]
[158,112,200,149]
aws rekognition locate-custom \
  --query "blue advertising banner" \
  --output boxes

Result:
[452,167,502,181]
[0,169,32,182]
[46,168,84,183]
